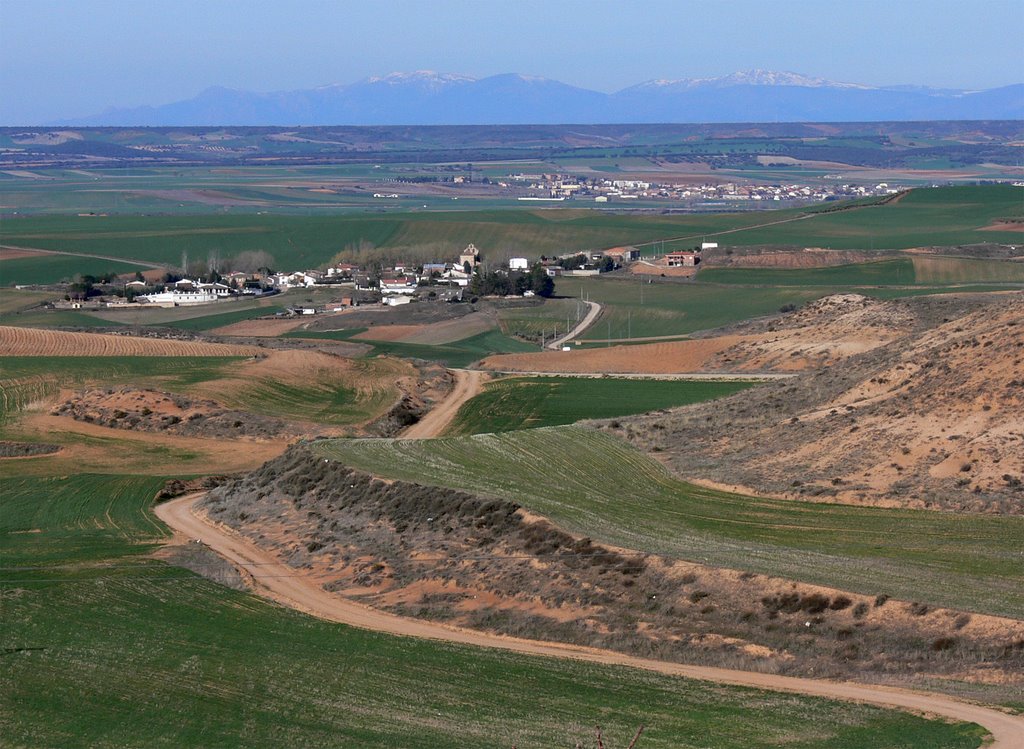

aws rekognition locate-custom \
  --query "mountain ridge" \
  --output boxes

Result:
[57,70,1024,126]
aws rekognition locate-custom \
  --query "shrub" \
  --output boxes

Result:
[909,602,930,616]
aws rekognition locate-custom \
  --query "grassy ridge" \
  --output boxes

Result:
[447,376,753,435]
[0,356,239,423]
[314,427,1024,619]
[0,354,401,429]
[0,474,983,748]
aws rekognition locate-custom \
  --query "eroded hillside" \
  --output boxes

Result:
[604,293,1024,512]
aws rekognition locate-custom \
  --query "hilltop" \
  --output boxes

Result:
[603,293,1024,513]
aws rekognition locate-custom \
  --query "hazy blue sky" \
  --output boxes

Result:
[2,0,1022,123]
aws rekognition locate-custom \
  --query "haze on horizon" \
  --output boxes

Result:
[2,0,1022,125]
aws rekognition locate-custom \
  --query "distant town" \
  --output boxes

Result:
[25,242,712,317]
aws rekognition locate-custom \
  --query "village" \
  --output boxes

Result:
[36,242,710,317]
[506,173,905,205]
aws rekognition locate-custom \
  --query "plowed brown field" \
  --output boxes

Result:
[0,326,261,357]
[483,336,747,373]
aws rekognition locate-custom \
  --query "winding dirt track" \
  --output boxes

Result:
[156,493,1024,746]
[400,369,486,438]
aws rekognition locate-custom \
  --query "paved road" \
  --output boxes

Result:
[547,300,602,349]
[156,493,1024,747]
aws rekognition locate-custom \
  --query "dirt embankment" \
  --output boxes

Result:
[0,440,60,458]
[399,369,484,438]
[605,293,1024,513]
[198,444,1024,695]
[53,387,293,439]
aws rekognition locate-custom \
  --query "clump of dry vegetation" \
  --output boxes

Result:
[607,293,1024,513]
[0,440,61,458]
[200,444,1024,696]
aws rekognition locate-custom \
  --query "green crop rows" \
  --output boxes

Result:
[447,376,753,435]
[314,427,1024,619]
[0,473,984,747]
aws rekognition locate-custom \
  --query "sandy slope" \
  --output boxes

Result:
[155,492,1024,747]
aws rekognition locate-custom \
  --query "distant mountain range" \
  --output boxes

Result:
[62,70,1023,126]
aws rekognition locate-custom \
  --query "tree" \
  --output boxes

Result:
[529,263,554,297]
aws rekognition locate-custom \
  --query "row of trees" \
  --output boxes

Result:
[468,263,553,298]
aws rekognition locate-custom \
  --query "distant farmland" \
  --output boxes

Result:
[2,185,1021,284]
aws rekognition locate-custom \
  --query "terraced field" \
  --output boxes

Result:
[0,473,983,748]
[0,326,260,357]
[446,376,753,435]
[314,427,1024,619]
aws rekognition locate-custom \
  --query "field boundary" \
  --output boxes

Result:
[480,370,795,381]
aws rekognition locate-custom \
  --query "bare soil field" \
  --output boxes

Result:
[484,299,904,374]
[627,260,699,278]
[349,314,498,345]
[608,293,1024,512]
[483,336,746,374]
[305,300,477,331]
[980,221,1024,233]
[208,317,308,337]
[703,248,879,269]
[198,445,1024,700]
[0,326,261,357]
[0,247,47,260]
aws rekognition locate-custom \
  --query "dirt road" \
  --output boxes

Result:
[400,368,486,438]
[156,493,1024,747]
[547,300,602,349]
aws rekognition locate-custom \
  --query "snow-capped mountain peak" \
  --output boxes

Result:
[626,70,874,92]
[365,70,476,86]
